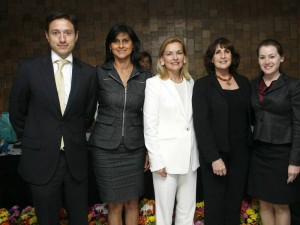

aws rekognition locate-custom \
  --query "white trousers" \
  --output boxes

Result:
[153,166,197,225]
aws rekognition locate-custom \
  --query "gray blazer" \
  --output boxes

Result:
[89,62,150,150]
[251,73,300,165]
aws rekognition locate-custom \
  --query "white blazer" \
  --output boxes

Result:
[143,75,200,174]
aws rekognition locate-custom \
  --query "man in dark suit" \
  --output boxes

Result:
[9,10,98,225]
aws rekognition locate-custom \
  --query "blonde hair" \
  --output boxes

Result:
[156,37,191,80]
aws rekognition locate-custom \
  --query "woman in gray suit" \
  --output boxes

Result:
[88,23,150,225]
[248,39,300,225]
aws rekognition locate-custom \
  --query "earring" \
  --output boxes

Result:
[161,61,164,66]
[183,60,186,64]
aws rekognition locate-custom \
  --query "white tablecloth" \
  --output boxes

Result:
[0,144,21,157]
[0,133,91,157]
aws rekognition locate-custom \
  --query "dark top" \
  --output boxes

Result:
[89,61,151,150]
[192,73,252,163]
[251,74,300,165]
[223,89,248,143]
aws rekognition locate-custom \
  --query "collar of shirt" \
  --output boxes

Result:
[51,50,73,64]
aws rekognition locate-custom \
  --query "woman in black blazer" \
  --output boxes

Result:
[192,37,252,225]
[248,39,300,225]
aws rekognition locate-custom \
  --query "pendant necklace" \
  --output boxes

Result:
[216,75,232,86]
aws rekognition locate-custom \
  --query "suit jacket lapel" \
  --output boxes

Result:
[266,74,286,94]
[235,75,248,98]
[185,79,193,121]
[64,57,82,116]
[40,55,61,113]
[102,62,123,85]
[209,74,225,97]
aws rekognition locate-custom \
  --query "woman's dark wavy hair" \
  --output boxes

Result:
[204,37,240,75]
[256,39,284,74]
[104,23,141,65]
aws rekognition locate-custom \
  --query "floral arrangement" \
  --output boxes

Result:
[17,206,37,225]
[0,206,67,225]
[7,206,19,224]
[0,208,9,225]
[194,201,205,225]
[0,198,261,225]
[240,199,262,225]
[88,203,108,225]
[0,206,22,225]
[59,207,68,225]
[139,198,155,225]
[194,199,262,225]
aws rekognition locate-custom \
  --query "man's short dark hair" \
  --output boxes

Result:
[45,10,78,32]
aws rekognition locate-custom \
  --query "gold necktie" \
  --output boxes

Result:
[55,59,69,114]
[55,59,69,149]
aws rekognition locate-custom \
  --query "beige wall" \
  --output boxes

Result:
[1,0,300,110]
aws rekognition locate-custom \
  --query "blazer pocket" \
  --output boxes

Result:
[96,115,116,124]
[21,136,41,151]
[94,115,116,140]
[159,135,176,140]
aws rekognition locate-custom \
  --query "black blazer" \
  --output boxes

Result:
[88,61,151,150]
[251,73,300,166]
[9,54,98,185]
[192,73,252,163]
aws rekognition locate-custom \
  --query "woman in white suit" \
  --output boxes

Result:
[143,37,200,225]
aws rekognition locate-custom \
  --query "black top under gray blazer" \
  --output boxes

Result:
[89,62,151,150]
[251,73,300,166]
[9,54,98,185]
[192,73,252,163]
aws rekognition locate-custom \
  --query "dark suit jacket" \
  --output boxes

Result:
[192,73,252,163]
[88,61,150,150]
[251,73,300,166]
[9,54,98,185]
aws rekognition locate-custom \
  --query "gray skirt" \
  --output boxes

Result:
[89,142,145,203]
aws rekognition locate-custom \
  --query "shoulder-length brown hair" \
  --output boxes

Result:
[156,37,191,80]
[204,37,240,75]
